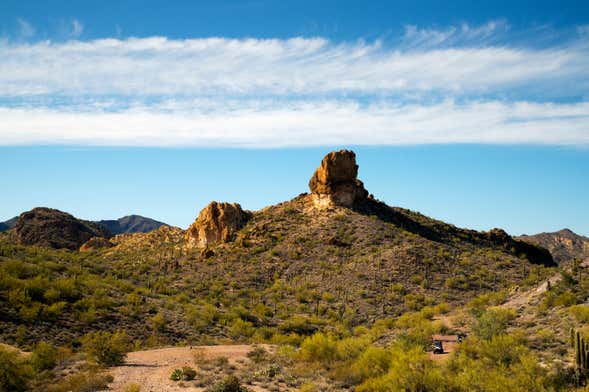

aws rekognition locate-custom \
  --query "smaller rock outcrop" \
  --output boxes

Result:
[185,202,251,249]
[15,207,111,250]
[309,150,368,208]
[79,237,113,252]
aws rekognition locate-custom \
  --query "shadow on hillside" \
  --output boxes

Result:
[354,199,556,267]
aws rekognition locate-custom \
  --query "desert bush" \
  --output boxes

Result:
[182,366,196,381]
[356,345,443,392]
[150,312,166,332]
[30,341,58,371]
[472,307,516,340]
[299,333,338,364]
[348,346,391,384]
[81,330,130,366]
[246,345,267,363]
[124,383,141,392]
[47,370,114,392]
[468,291,507,317]
[0,346,32,392]
[229,318,255,339]
[569,304,589,323]
[448,334,549,391]
[207,375,249,392]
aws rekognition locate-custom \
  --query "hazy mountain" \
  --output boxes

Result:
[0,216,17,232]
[97,215,167,235]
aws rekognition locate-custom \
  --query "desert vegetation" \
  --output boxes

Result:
[0,191,587,390]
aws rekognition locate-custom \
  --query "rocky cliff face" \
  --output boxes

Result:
[519,229,589,265]
[309,150,369,208]
[185,202,251,248]
[14,207,111,250]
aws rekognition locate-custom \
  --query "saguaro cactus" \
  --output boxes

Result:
[572,328,589,381]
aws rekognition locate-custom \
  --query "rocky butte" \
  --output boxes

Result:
[308,149,369,208]
[185,201,251,249]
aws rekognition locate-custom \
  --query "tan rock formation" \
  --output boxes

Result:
[309,150,368,208]
[79,237,113,252]
[185,202,251,248]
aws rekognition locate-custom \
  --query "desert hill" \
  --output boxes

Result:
[0,150,559,348]
[2,150,587,392]
[519,228,589,265]
[12,207,111,250]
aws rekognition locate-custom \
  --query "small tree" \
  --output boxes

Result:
[82,330,130,366]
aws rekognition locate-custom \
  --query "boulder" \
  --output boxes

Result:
[185,202,251,248]
[309,150,368,208]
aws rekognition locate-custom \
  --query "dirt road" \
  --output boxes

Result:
[108,345,270,392]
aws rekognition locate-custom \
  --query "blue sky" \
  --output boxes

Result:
[0,1,588,235]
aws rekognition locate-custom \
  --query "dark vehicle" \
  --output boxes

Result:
[457,333,467,343]
[432,340,444,354]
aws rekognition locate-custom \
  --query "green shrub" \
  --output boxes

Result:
[124,384,141,392]
[47,370,113,392]
[0,346,32,392]
[81,330,130,366]
[170,368,183,381]
[349,346,391,383]
[207,375,249,392]
[229,319,255,339]
[150,312,166,332]
[181,366,196,381]
[30,341,58,371]
[356,345,443,392]
[569,304,589,323]
[299,333,338,364]
[472,307,516,340]
[246,345,267,363]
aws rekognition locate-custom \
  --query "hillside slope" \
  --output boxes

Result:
[0,151,557,350]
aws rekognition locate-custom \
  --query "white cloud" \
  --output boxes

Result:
[402,20,510,48]
[0,21,587,146]
[16,18,35,38]
[0,33,587,97]
[0,100,587,146]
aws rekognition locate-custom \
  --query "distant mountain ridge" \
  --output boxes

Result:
[519,228,589,265]
[0,216,17,232]
[97,215,167,235]
[0,213,167,235]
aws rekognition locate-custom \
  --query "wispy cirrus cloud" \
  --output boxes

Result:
[1,34,587,98]
[0,20,588,146]
[1,100,588,147]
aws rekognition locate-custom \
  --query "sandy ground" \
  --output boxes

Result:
[108,345,270,392]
